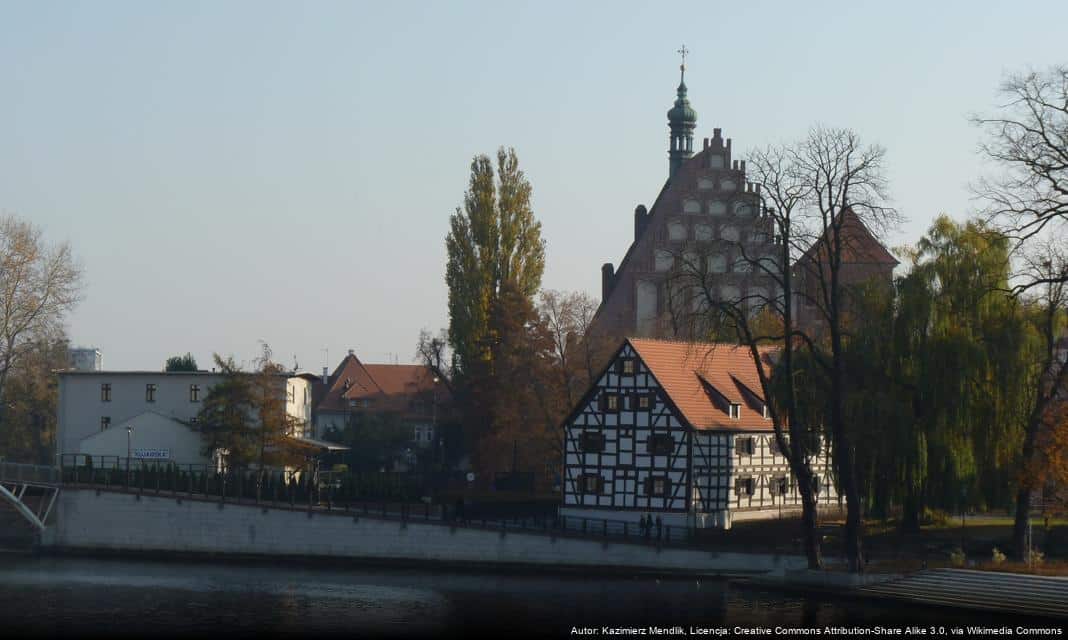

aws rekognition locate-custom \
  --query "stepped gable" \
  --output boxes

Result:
[627,338,778,431]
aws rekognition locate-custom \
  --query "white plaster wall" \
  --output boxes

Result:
[45,491,806,575]
[77,412,208,465]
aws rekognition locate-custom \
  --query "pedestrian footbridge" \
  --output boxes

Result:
[0,461,60,532]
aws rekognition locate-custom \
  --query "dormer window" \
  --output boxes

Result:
[729,403,741,420]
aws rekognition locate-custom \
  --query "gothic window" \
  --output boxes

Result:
[654,250,674,272]
[668,221,687,241]
[682,199,701,214]
[708,200,727,216]
[720,179,737,191]
[720,225,740,242]
[734,201,755,217]
[697,177,716,190]
[708,254,727,274]
[694,223,713,242]
[681,251,700,272]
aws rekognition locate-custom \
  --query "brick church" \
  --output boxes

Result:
[590,56,897,340]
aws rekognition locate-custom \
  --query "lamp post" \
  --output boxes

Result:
[126,426,133,487]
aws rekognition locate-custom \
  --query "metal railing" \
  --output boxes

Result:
[0,461,60,485]
[58,454,694,546]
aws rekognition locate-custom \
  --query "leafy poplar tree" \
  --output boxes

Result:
[444,148,546,475]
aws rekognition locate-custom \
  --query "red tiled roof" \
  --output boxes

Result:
[628,338,778,431]
[342,364,435,400]
[317,352,439,412]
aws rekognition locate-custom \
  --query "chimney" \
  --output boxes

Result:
[601,263,615,302]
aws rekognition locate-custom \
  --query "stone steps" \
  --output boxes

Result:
[860,568,1068,619]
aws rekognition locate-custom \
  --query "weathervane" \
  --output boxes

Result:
[677,44,689,70]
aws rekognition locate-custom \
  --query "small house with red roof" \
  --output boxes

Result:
[560,338,837,530]
[314,350,449,460]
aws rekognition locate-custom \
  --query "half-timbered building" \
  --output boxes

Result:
[561,338,838,530]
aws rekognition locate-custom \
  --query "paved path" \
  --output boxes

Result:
[859,568,1068,619]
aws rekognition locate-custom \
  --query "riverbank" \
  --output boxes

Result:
[0,554,1057,638]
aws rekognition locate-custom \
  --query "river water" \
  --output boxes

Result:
[0,553,1056,638]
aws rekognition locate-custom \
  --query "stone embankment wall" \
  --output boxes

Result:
[42,490,806,575]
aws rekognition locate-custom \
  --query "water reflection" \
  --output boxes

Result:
[0,554,1053,638]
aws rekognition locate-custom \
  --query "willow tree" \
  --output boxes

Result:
[444,147,546,474]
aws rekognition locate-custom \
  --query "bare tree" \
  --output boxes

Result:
[974,66,1068,559]
[1011,240,1068,560]
[670,126,897,573]
[0,215,82,410]
[974,66,1068,251]
[537,289,607,407]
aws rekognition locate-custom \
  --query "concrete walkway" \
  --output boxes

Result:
[859,568,1068,619]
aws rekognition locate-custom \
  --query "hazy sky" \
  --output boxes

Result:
[3,1,1066,371]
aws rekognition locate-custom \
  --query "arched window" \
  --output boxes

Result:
[720,179,736,191]
[668,221,687,241]
[708,200,727,216]
[683,199,701,214]
[654,249,674,272]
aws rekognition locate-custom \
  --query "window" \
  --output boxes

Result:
[735,436,754,455]
[349,399,357,408]
[648,434,673,455]
[729,404,741,420]
[735,476,755,497]
[579,431,605,453]
[100,416,111,432]
[189,384,200,402]
[771,476,789,496]
[654,249,674,272]
[100,384,111,402]
[769,437,783,456]
[580,474,604,495]
[600,393,620,413]
[645,476,671,497]
[145,384,157,403]
[620,358,636,375]
[635,393,653,410]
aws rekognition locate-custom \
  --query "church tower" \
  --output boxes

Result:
[667,46,697,180]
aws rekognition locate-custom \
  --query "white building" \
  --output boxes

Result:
[560,338,838,530]
[57,369,318,467]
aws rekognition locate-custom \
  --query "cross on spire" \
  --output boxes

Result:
[677,44,689,83]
